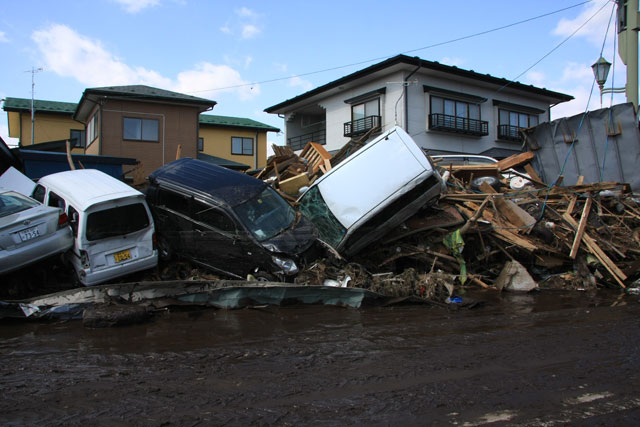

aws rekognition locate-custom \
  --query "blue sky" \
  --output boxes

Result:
[0,0,628,148]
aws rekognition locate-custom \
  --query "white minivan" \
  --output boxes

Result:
[297,126,444,256]
[32,169,158,286]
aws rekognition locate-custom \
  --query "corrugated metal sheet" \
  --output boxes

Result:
[523,102,640,191]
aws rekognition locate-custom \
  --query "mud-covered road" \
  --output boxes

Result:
[1,290,640,426]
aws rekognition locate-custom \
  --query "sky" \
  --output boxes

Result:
[0,0,629,149]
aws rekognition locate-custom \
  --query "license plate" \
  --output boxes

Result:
[114,250,131,263]
[19,226,40,242]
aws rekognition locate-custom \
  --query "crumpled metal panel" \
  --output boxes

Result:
[523,102,640,191]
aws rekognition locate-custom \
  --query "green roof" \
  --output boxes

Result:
[3,97,78,115]
[199,114,279,132]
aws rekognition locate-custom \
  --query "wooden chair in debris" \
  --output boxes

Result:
[300,142,332,175]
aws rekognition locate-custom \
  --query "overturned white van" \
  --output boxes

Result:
[32,170,157,286]
[297,126,444,256]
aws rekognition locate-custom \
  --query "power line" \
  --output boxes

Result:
[188,0,594,95]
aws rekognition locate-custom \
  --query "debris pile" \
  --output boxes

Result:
[294,149,640,300]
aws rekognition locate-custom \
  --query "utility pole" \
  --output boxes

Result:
[617,0,639,110]
[26,67,43,146]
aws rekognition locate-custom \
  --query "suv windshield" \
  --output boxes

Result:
[234,187,295,241]
[86,202,150,241]
[297,186,346,249]
[0,191,39,218]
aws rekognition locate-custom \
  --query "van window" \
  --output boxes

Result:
[86,203,150,241]
[298,186,346,248]
[193,201,236,233]
[48,191,65,210]
[32,185,46,203]
[158,189,190,216]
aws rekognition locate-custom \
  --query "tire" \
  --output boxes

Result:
[253,271,276,282]
[157,237,172,262]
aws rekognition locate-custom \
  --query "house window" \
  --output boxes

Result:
[344,98,381,137]
[232,137,253,155]
[197,137,204,152]
[70,129,86,148]
[86,114,98,144]
[123,117,159,142]
[498,109,539,142]
[429,96,488,136]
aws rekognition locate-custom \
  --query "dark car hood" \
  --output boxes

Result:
[261,214,317,256]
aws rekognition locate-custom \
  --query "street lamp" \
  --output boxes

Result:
[591,56,625,106]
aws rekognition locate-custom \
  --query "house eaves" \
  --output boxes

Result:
[264,54,574,113]
[199,114,280,132]
[74,85,216,121]
[3,97,78,116]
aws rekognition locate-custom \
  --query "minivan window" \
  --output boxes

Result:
[32,185,46,203]
[233,187,295,241]
[48,191,65,210]
[193,200,236,233]
[86,203,150,241]
[297,186,346,248]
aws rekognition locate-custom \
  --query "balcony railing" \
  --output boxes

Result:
[497,124,524,142]
[287,129,326,151]
[429,113,488,136]
[344,115,381,137]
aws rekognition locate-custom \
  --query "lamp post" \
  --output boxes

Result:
[591,56,625,107]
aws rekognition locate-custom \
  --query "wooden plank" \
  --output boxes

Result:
[569,196,592,259]
[565,175,584,216]
[562,212,627,286]
[496,151,535,171]
[523,164,545,185]
[493,197,536,233]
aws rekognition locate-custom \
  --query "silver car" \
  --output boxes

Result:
[0,189,73,274]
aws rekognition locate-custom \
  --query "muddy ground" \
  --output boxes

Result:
[1,289,640,426]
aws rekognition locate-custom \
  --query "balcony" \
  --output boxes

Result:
[497,124,523,142]
[429,113,488,136]
[344,115,381,137]
[287,129,326,151]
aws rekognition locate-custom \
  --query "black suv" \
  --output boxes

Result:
[146,158,318,280]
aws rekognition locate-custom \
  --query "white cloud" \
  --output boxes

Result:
[0,31,8,43]
[237,7,257,18]
[174,62,259,100]
[440,57,465,67]
[31,24,259,100]
[113,0,160,14]
[523,70,546,87]
[220,7,262,40]
[288,76,313,91]
[241,24,260,40]
[244,56,253,69]
[553,1,616,46]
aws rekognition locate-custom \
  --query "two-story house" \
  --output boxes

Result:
[265,54,574,158]
[4,85,279,175]
[73,85,216,176]
[198,114,279,170]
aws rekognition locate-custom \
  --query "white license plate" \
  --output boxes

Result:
[19,226,41,242]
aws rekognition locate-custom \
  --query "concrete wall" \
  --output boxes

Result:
[199,126,268,169]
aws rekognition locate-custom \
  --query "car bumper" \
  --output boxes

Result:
[78,251,158,286]
[0,228,73,275]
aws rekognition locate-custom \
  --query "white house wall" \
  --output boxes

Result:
[283,67,557,156]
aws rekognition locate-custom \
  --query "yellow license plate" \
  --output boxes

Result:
[114,250,131,263]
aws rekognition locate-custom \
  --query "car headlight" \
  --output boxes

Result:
[271,256,298,275]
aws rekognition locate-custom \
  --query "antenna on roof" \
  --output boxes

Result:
[24,67,44,146]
